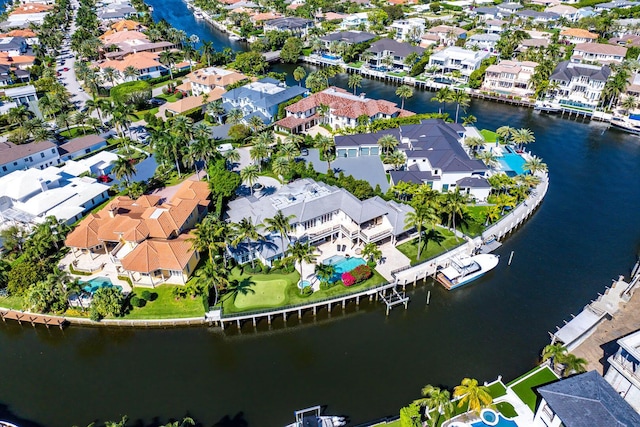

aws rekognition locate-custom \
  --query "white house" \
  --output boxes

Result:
[2,84,38,112]
[482,60,538,97]
[572,43,627,64]
[0,140,60,177]
[0,166,110,226]
[340,12,369,30]
[225,178,414,265]
[604,329,640,412]
[61,151,119,177]
[549,61,610,110]
[465,33,500,52]
[57,134,108,161]
[428,47,490,80]
[365,38,425,72]
[390,18,426,43]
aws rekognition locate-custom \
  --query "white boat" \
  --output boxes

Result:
[194,10,204,19]
[610,115,640,135]
[1,421,20,427]
[534,101,561,113]
[284,406,346,427]
[436,254,499,290]
[228,34,242,41]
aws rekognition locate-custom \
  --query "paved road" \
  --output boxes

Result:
[58,0,91,109]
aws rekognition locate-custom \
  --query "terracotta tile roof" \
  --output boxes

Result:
[0,29,36,38]
[120,234,195,273]
[275,113,319,129]
[560,28,598,39]
[574,42,627,56]
[64,214,101,248]
[111,19,144,32]
[173,180,211,205]
[100,30,148,43]
[187,67,247,88]
[285,87,408,120]
[251,12,283,22]
[99,52,162,72]
[10,3,53,14]
[159,88,225,115]
[0,53,35,66]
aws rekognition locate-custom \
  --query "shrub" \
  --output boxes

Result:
[342,272,356,286]
[301,286,313,296]
[130,296,146,307]
[141,290,152,300]
[110,81,152,107]
[351,264,372,282]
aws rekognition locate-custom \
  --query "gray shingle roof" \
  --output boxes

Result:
[264,17,313,30]
[320,31,376,45]
[367,38,425,58]
[456,176,490,188]
[550,61,611,83]
[538,371,640,427]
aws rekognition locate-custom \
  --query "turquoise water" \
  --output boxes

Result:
[499,152,526,176]
[324,255,366,282]
[82,277,122,294]
[471,413,517,427]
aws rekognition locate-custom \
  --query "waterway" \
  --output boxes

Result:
[2,1,640,426]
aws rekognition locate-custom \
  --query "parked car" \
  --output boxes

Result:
[149,97,166,106]
[62,67,69,72]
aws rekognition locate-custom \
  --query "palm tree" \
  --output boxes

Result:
[102,66,120,86]
[432,87,453,114]
[123,65,139,81]
[247,115,264,133]
[232,217,262,269]
[113,156,136,189]
[414,385,454,427]
[452,378,492,414]
[523,155,547,174]
[477,151,498,168]
[287,241,317,283]
[227,108,244,125]
[201,41,215,66]
[396,85,413,110]
[385,150,406,171]
[315,135,335,171]
[159,50,176,80]
[240,164,259,195]
[496,125,514,144]
[541,343,568,372]
[272,156,290,181]
[194,261,227,307]
[224,149,240,169]
[462,115,477,126]
[464,137,484,154]
[361,242,382,264]
[160,417,195,427]
[314,263,336,287]
[511,128,535,150]
[378,134,399,155]
[249,141,269,171]
[317,103,330,124]
[442,189,467,239]
[562,353,587,377]
[293,66,306,86]
[262,210,295,259]
[348,73,363,95]
[621,94,638,113]
[206,99,225,124]
[451,90,471,123]
[484,205,501,225]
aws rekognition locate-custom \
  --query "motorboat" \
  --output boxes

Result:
[534,101,561,113]
[228,34,242,41]
[284,406,347,427]
[610,115,640,135]
[193,10,204,19]
[436,254,499,290]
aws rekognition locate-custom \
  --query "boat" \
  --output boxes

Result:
[228,34,242,41]
[610,115,640,135]
[284,406,347,427]
[435,254,499,290]
[193,10,204,19]
[534,101,561,113]
[1,421,20,427]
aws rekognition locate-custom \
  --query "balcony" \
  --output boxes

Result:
[609,353,640,388]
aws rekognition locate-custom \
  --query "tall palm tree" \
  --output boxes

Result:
[496,125,514,144]
[348,73,363,95]
[247,115,265,133]
[478,151,498,168]
[452,378,492,414]
[227,108,244,125]
[385,150,405,170]
[541,342,568,371]
[361,242,382,264]
[442,189,467,239]
[206,99,225,124]
[249,141,269,171]
[272,156,290,180]
[262,210,295,259]
[414,385,454,427]
[396,85,413,110]
[432,87,453,114]
[194,261,227,308]
[314,263,336,287]
[451,90,471,123]
[511,128,535,150]
[315,135,335,171]
[240,164,259,195]
[316,103,330,124]
[464,137,484,154]
[404,208,429,260]
[113,156,136,189]
[287,241,317,282]
[378,134,399,155]
[562,353,588,377]
[201,40,215,66]
[523,155,547,174]
[102,66,120,86]
[293,66,306,86]
[123,65,139,81]
[232,217,262,269]
[159,50,176,80]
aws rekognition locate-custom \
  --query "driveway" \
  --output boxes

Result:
[305,148,390,192]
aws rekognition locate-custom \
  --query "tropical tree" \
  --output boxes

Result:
[240,164,259,195]
[496,125,514,144]
[464,137,484,154]
[227,108,244,125]
[442,189,468,238]
[432,87,453,114]
[404,208,429,260]
[378,134,399,155]
[361,242,382,264]
[247,115,265,133]
[541,342,568,371]
[315,135,335,171]
[451,90,471,123]
[511,128,535,150]
[272,156,290,180]
[462,115,477,126]
[348,73,363,95]
[159,50,176,80]
[385,150,406,171]
[262,210,295,259]
[249,141,270,171]
[396,85,413,110]
[562,353,588,377]
[206,99,225,124]
[112,157,136,189]
[232,217,262,270]
[414,385,454,427]
[484,205,501,225]
[317,103,330,124]
[287,241,317,283]
[523,155,547,174]
[477,151,498,168]
[452,378,492,414]
[293,66,306,86]
[194,261,227,307]
[314,263,336,287]
[621,94,637,113]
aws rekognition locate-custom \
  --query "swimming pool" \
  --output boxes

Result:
[82,277,122,294]
[470,410,518,427]
[323,255,366,283]
[322,53,341,61]
[499,147,526,176]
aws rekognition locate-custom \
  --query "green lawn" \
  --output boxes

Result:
[396,227,465,265]
[508,366,558,411]
[495,401,518,418]
[388,71,407,77]
[480,129,498,143]
[0,294,24,310]
[348,61,363,69]
[123,285,205,319]
[134,107,159,120]
[156,93,180,103]
[60,127,96,139]
[462,205,489,237]
[220,266,387,314]
[487,381,507,398]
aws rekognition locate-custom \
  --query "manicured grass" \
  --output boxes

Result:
[156,93,180,103]
[220,266,387,314]
[396,227,464,265]
[348,61,363,68]
[462,205,489,237]
[480,129,498,143]
[509,366,558,411]
[60,127,96,138]
[495,401,518,418]
[487,381,507,398]
[302,48,313,56]
[123,285,205,319]
[0,294,24,310]
[388,71,407,77]
[134,107,159,120]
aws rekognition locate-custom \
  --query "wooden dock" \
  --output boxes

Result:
[0,309,67,329]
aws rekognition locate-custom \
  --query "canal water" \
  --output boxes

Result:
[1,1,640,426]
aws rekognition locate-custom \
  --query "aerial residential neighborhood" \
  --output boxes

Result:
[0,0,640,425]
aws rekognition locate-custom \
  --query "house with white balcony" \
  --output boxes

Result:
[549,61,610,110]
[465,33,500,53]
[334,119,491,201]
[604,329,640,412]
[423,25,467,46]
[364,38,425,72]
[225,178,414,265]
[390,18,425,43]
[186,66,247,96]
[274,87,411,133]
[428,47,490,80]
[482,60,538,97]
[572,43,627,65]
[340,12,369,30]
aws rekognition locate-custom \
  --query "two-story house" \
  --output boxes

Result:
[364,38,425,72]
[319,31,376,52]
[225,178,414,265]
[0,140,60,177]
[428,47,491,81]
[0,37,28,57]
[340,12,369,30]
[186,66,247,96]
[604,329,640,412]
[465,33,500,53]
[390,18,425,43]
[98,51,168,83]
[422,25,467,47]
[572,43,627,64]
[275,87,411,133]
[549,61,611,110]
[482,60,538,97]
[559,27,598,43]
[64,180,211,287]
[263,17,313,37]
[222,78,308,124]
